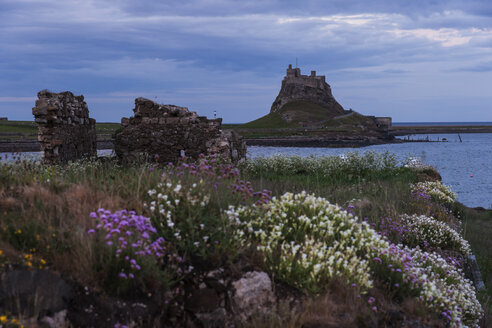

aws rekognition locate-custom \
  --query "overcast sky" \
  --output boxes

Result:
[1,0,492,123]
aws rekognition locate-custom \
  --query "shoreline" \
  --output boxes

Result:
[389,125,492,135]
[0,139,114,153]
[0,137,429,152]
[244,136,401,147]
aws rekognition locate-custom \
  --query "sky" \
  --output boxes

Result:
[1,0,492,123]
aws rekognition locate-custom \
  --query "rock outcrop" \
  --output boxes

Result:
[231,271,276,321]
[270,65,345,116]
[0,269,73,326]
[114,98,246,163]
[32,90,97,164]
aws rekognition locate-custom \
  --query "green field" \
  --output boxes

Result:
[0,120,120,140]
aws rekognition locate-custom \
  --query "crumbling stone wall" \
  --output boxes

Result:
[32,90,97,164]
[114,98,246,163]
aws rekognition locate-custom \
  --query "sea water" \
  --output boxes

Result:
[1,134,491,208]
[247,133,492,209]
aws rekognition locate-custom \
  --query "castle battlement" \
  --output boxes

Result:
[283,64,329,90]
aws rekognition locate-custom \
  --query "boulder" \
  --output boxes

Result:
[0,270,73,317]
[231,271,275,321]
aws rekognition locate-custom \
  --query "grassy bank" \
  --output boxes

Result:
[0,152,489,327]
[0,121,120,140]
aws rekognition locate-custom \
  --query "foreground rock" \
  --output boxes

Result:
[231,271,276,322]
[0,270,73,327]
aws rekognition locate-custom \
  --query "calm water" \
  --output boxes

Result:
[247,133,492,208]
[393,121,492,126]
[1,135,491,208]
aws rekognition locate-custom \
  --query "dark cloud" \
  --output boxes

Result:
[454,62,492,72]
[2,0,492,122]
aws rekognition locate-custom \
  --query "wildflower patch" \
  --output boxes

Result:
[411,181,456,205]
[228,191,389,293]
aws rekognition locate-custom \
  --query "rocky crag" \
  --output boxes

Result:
[32,90,97,164]
[270,64,346,119]
[115,98,246,163]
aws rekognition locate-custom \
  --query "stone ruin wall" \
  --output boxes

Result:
[114,98,246,163]
[32,90,97,164]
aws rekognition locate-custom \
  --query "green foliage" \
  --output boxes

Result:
[242,151,409,185]
[240,112,296,129]
[240,101,343,129]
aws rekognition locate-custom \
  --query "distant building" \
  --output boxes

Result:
[0,117,7,121]
[284,64,329,90]
[375,117,392,129]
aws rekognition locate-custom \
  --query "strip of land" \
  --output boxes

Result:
[2,120,492,152]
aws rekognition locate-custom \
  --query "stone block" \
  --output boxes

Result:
[166,117,180,124]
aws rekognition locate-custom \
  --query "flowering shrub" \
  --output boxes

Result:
[145,180,231,257]
[144,155,271,259]
[243,151,399,181]
[0,313,22,328]
[400,214,471,256]
[411,181,456,205]
[166,155,272,205]
[227,190,482,326]
[88,209,169,281]
[227,191,389,293]
[377,244,482,327]
[373,216,407,243]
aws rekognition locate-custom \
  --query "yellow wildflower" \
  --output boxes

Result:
[15,229,22,234]
[40,259,46,265]
[0,249,3,256]
[26,261,32,267]
[0,315,7,322]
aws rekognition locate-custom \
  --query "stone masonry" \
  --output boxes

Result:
[32,90,97,164]
[114,98,246,163]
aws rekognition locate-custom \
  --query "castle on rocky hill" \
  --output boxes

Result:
[270,64,346,115]
[269,65,392,130]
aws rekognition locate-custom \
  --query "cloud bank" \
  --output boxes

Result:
[1,0,492,122]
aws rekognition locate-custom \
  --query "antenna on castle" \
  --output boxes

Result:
[296,57,298,68]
